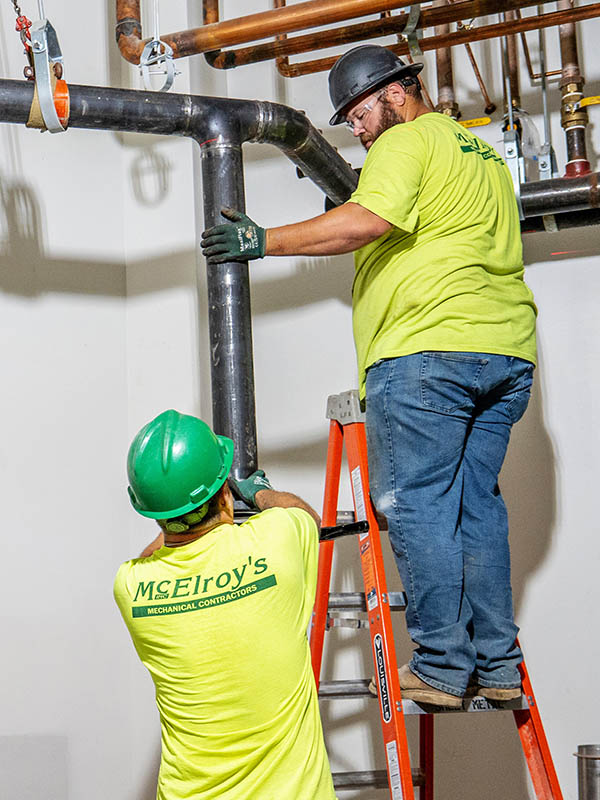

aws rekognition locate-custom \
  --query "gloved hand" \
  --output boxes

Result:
[201,208,266,264]
[229,469,273,508]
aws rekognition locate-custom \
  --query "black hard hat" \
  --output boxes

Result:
[328,45,424,126]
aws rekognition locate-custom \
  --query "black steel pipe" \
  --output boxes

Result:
[520,172,600,217]
[199,132,257,479]
[521,208,600,233]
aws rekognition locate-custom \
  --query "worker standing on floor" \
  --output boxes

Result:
[114,409,336,800]
[201,44,537,709]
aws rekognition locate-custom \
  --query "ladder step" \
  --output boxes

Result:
[328,591,407,611]
[319,679,372,698]
[318,680,530,713]
[332,768,425,789]
[336,509,388,529]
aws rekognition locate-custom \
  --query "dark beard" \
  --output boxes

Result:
[360,99,404,150]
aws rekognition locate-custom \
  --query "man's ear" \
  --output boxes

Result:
[216,481,234,514]
[386,82,407,106]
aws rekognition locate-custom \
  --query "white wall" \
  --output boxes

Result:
[1,2,598,799]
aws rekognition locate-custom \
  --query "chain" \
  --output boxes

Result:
[7,0,35,77]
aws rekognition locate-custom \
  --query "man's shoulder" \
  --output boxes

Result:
[247,506,315,526]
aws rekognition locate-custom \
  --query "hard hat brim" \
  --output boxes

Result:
[329,61,424,126]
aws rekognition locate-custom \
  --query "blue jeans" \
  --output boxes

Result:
[365,352,534,696]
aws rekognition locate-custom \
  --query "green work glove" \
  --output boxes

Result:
[229,469,273,508]
[201,207,266,264]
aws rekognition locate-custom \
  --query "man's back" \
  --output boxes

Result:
[350,112,537,396]
[114,507,335,800]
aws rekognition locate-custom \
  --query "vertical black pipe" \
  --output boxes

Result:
[198,130,258,480]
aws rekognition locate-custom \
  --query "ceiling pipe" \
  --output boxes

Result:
[202,0,550,72]
[0,78,356,479]
[504,10,522,113]
[520,171,599,216]
[521,207,600,232]
[433,0,459,120]
[116,0,431,64]
[118,0,561,69]
[557,0,591,177]
[264,2,600,77]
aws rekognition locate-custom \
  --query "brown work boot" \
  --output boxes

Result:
[369,664,463,708]
[465,676,521,701]
[476,684,521,701]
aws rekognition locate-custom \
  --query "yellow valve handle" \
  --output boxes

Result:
[581,96,600,107]
[459,117,492,129]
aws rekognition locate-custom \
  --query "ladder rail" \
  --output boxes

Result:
[309,419,343,686]
[513,652,564,799]
[343,419,416,799]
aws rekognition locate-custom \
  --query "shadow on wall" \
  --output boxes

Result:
[503,363,556,618]
[131,744,161,800]
[0,176,126,297]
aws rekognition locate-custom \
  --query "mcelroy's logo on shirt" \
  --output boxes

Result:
[131,555,277,618]
[455,130,503,163]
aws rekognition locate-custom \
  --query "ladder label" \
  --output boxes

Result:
[366,586,378,611]
[385,741,404,800]
[374,634,391,722]
[351,466,368,521]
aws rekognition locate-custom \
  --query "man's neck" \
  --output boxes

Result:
[402,99,432,123]
[163,510,233,548]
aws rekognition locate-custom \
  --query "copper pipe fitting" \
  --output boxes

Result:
[557,0,590,177]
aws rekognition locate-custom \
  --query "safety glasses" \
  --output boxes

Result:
[345,88,388,132]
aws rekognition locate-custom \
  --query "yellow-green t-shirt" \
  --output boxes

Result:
[349,112,537,398]
[114,508,335,800]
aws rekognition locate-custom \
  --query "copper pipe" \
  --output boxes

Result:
[405,52,435,111]
[434,0,459,119]
[117,0,430,64]
[206,0,552,71]
[520,29,562,81]
[557,0,590,177]
[505,10,522,110]
[203,0,219,26]
[464,42,496,114]
[558,0,583,82]
[273,3,600,78]
[115,0,142,62]
[273,0,292,83]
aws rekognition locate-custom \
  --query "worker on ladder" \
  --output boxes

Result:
[114,410,336,800]
[201,45,537,709]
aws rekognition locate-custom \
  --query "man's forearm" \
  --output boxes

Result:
[265,202,391,257]
[255,489,321,527]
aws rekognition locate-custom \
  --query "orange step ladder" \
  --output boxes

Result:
[310,390,563,799]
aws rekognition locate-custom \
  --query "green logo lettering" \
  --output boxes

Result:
[134,581,155,602]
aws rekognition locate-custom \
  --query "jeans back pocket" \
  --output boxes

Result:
[420,352,488,414]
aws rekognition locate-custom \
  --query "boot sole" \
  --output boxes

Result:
[369,678,462,708]
[401,687,463,708]
[477,687,521,701]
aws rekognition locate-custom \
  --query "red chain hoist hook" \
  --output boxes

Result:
[10,0,35,78]
[15,14,33,46]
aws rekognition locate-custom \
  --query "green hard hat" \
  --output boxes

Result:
[127,409,234,519]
